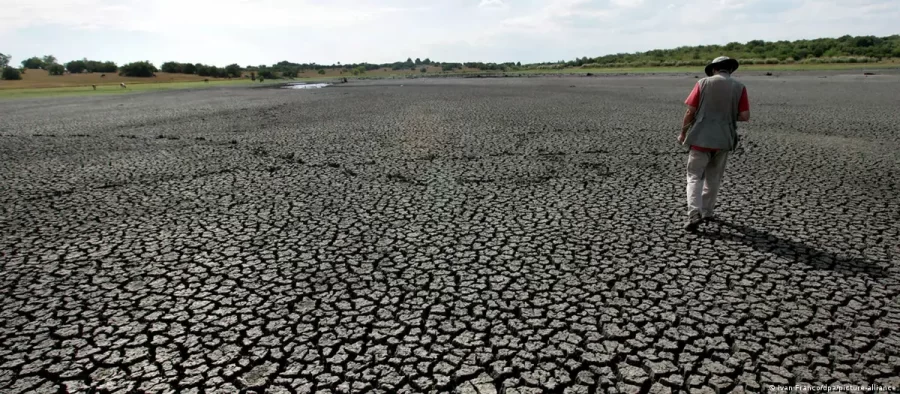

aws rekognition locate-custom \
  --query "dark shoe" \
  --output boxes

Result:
[684,217,703,232]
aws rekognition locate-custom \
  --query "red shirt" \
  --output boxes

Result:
[684,82,749,151]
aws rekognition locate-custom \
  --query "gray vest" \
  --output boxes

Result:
[684,73,745,151]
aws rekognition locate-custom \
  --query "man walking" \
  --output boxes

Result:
[678,56,750,231]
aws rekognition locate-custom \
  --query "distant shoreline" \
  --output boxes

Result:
[2,63,898,100]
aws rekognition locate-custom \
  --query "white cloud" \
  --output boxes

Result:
[0,0,420,32]
[478,0,507,8]
[0,0,897,66]
[611,0,645,8]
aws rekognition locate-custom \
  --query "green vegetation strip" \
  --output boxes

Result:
[0,80,281,100]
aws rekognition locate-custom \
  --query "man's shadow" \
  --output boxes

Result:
[697,220,888,277]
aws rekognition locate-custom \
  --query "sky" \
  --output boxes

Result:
[1,0,898,68]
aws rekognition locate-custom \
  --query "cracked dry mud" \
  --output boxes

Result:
[1,75,899,394]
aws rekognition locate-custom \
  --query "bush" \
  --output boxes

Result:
[317,69,326,75]
[21,57,44,69]
[1,67,22,80]
[66,60,87,74]
[182,63,197,74]
[119,61,157,77]
[764,58,780,64]
[225,64,241,78]
[47,64,65,75]
[161,61,183,73]
[420,67,427,73]
[258,70,276,79]
[85,61,117,73]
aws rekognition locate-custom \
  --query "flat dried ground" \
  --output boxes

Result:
[0,73,898,394]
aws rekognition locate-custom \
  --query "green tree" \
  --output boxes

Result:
[84,60,117,73]
[258,69,277,79]
[195,64,211,76]
[161,61,183,73]
[21,57,44,69]
[65,60,87,73]
[42,55,57,65]
[1,67,22,80]
[182,63,196,74]
[0,52,10,69]
[119,61,157,77]
[47,63,65,75]
[225,63,241,78]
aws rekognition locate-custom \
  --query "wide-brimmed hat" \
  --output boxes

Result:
[705,56,739,76]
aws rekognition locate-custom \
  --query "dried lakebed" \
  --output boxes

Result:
[1,75,899,393]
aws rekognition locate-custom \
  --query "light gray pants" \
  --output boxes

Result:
[686,149,729,219]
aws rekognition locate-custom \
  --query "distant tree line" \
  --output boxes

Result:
[1,51,525,82]
[160,62,242,78]
[1,53,120,80]
[6,34,896,83]
[119,61,158,77]
[541,35,900,69]
[66,59,118,73]
[237,58,528,79]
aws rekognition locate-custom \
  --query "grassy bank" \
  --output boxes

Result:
[526,61,900,75]
[0,79,287,99]
[0,71,239,90]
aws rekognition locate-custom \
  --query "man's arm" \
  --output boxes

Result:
[737,87,750,122]
[679,106,697,143]
[679,82,701,143]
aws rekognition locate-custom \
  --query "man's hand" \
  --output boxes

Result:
[677,131,686,144]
